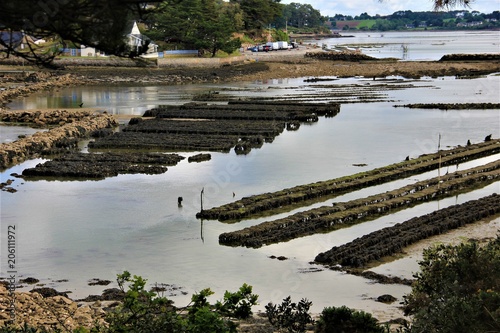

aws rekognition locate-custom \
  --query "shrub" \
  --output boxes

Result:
[105,271,258,333]
[214,283,259,319]
[314,305,385,333]
[403,236,500,333]
[265,296,314,333]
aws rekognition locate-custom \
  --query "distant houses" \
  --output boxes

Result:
[0,31,37,51]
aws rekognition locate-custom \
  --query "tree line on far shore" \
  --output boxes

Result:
[331,9,500,31]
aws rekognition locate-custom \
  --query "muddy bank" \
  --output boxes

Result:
[218,160,500,248]
[0,110,117,169]
[199,139,500,221]
[2,53,499,94]
[21,152,184,179]
[315,193,500,268]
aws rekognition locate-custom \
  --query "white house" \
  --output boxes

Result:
[79,21,157,57]
[127,21,157,54]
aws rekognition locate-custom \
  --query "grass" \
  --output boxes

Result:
[357,20,377,29]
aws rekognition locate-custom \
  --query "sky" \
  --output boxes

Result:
[280,0,500,17]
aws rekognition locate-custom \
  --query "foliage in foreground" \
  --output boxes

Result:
[403,235,500,333]
[314,305,386,333]
[265,296,314,333]
[103,271,258,333]
[0,271,259,333]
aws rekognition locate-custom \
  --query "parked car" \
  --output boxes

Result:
[258,44,271,52]
[247,46,258,52]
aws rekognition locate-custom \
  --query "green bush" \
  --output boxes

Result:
[403,236,500,333]
[314,305,385,333]
[215,283,259,319]
[265,296,314,333]
[104,271,183,332]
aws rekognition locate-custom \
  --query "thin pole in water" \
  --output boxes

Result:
[438,133,442,189]
[200,187,204,212]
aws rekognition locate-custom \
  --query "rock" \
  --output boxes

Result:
[19,277,39,284]
[0,284,107,330]
[30,287,68,298]
[376,294,397,303]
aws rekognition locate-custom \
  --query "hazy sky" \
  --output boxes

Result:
[281,0,500,17]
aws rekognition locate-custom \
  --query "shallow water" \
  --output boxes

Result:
[1,41,500,317]
[308,30,500,60]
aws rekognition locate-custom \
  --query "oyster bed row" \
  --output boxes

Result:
[218,160,500,248]
[22,152,185,179]
[198,139,500,220]
[315,193,500,268]
[89,101,340,154]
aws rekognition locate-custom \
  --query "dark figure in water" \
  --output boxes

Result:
[485,134,492,142]
[467,139,471,146]
[178,197,183,206]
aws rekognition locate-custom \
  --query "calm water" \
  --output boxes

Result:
[309,30,500,60]
[1,31,500,318]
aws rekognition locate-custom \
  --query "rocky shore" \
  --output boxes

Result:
[0,283,107,330]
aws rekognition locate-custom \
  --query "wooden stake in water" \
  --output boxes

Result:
[200,187,204,212]
[438,133,442,188]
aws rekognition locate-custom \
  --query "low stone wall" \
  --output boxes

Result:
[1,109,97,127]
[0,110,118,169]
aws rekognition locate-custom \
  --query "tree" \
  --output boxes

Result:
[403,236,500,333]
[0,0,158,66]
[230,0,283,30]
[193,0,242,57]
[282,3,325,29]
[147,0,242,57]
